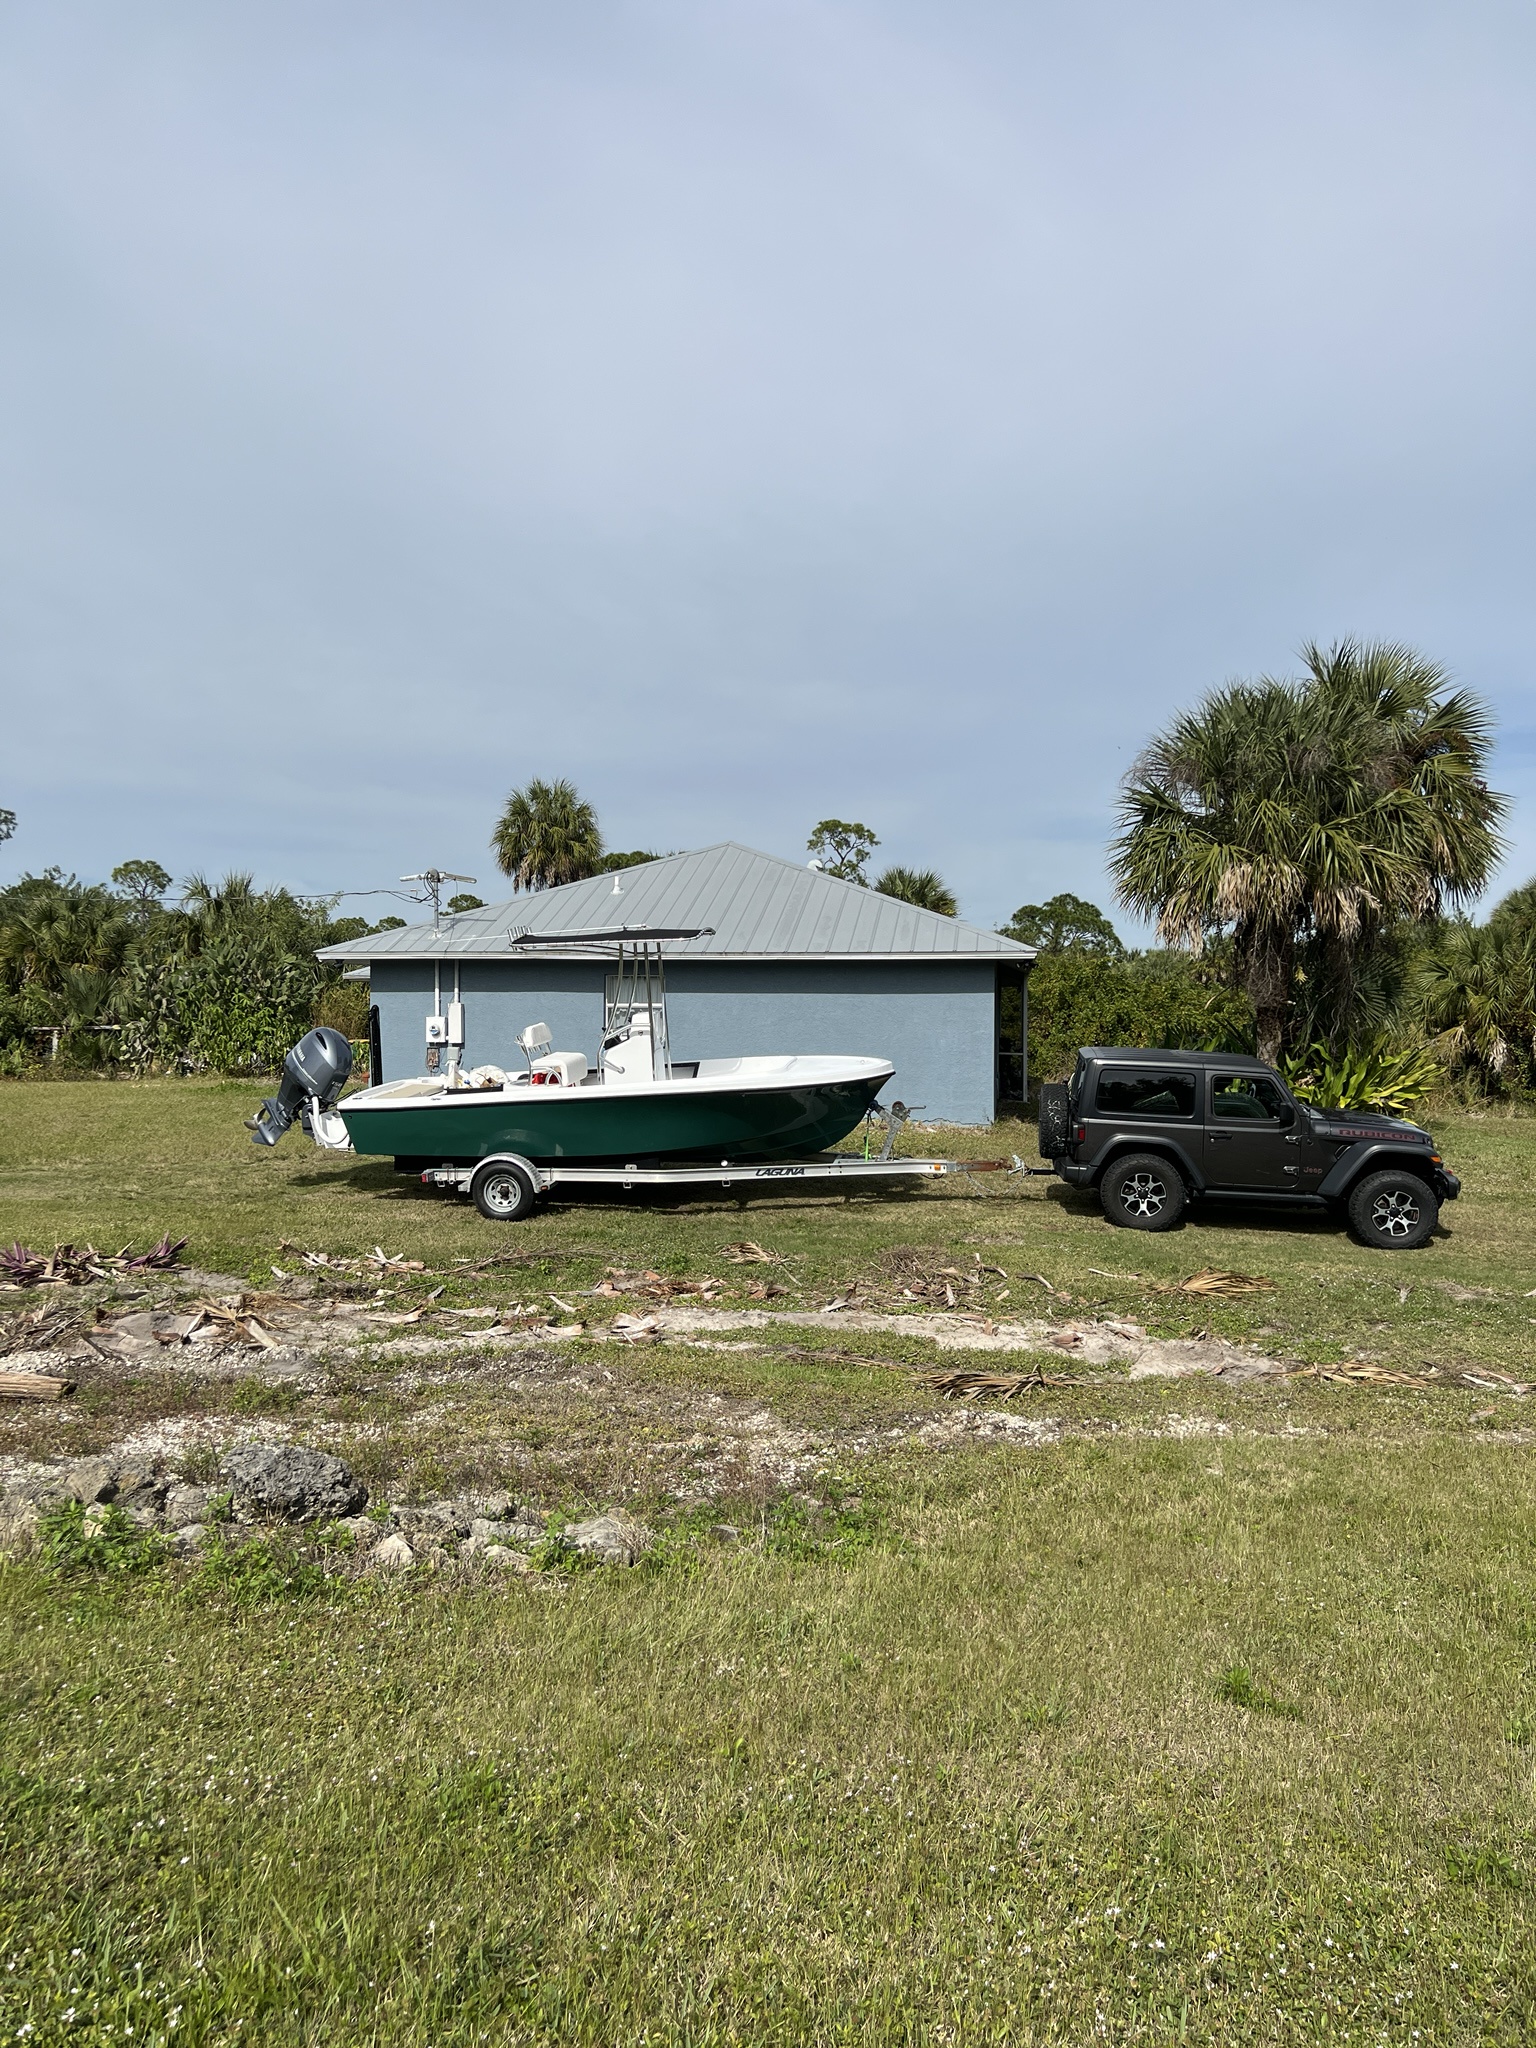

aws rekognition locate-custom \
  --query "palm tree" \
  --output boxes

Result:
[1418,919,1536,1083]
[491,779,604,891]
[1110,640,1506,1063]
[874,866,958,916]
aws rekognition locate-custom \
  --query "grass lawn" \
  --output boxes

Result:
[3,1079,1536,2045]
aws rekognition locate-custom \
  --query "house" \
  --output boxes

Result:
[318,843,1034,1124]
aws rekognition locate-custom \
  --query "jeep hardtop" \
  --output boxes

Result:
[1038,1047,1459,1249]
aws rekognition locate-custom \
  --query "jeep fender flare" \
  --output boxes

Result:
[1316,1142,1435,1202]
[1087,1135,1207,1194]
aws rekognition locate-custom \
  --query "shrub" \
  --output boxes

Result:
[1026,950,1253,1086]
[1281,1040,1444,1116]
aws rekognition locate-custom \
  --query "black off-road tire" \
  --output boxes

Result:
[1346,1168,1438,1251]
[1099,1152,1188,1232]
[470,1159,537,1222]
[1038,1082,1071,1160]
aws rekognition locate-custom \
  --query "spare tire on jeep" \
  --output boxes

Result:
[1038,1082,1071,1159]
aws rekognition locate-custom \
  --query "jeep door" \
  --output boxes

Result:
[1205,1072,1302,1189]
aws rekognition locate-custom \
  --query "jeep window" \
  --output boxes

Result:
[1211,1074,1292,1122]
[1092,1068,1197,1118]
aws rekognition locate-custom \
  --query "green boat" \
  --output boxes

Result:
[253,926,893,1168]
[337,1052,891,1165]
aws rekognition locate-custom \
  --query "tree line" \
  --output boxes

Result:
[0,865,378,1076]
[1,636,1529,1095]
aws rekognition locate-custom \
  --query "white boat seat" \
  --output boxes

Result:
[530,1051,588,1088]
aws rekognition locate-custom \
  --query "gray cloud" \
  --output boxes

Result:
[3,0,1533,929]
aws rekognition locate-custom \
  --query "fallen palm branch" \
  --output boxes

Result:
[0,1306,81,1358]
[591,1269,726,1302]
[1148,1268,1276,1298]
[1289,1360,1534,1394]
[0,1236,187,1289]
[917,1364,1087,1399]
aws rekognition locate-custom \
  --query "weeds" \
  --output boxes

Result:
[196,1532,332,1605]
[1445,1842,1523,1889]
[528,1527,596,1574]
[36,1501,166,1580]
[1215,1665,1303,1719]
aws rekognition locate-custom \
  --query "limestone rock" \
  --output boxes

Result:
[564,1510,653,1566]
[399,1503,470,1541]
[481,1543,533,1572]
[65,1457,118,1505]
[369,1533,415,1571]
[171,1522,209,1551]
[162,1483,212,1529]
[223,1444,366,1523]
[113,1457,167,1515]
[469,1516,524,1546]
[0,1502,39,1553]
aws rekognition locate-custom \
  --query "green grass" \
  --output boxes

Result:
[4,1080,1536,2043]
[2,1077,1535,1376]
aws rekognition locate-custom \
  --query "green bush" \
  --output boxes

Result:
[1280,1040,1443,1116]
[1026,950,1253,1086]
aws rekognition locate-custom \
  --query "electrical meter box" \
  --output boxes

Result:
[425,1014,448,1046]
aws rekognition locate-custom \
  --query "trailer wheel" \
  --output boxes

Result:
[470,1160,537,1222]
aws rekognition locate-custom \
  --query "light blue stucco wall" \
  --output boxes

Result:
[368,958,1015,1124]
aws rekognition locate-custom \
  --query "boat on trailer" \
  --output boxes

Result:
[250,925,969,1216]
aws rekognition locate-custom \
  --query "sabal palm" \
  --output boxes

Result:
[1110,640,1505,1061]
[874,866,959,916]
[491,779,603,891]
[1418,920,1536,1080]
[0,883,127,993]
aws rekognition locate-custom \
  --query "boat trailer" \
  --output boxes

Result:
[422,1148,995,1206]
[418,1104,1003,1219]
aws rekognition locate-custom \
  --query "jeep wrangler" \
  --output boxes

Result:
[1038,1047,1459,1249]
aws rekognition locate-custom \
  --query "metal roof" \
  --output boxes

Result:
[318,843,1035,965]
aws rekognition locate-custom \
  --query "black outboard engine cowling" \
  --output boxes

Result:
[248,1027,353,1147]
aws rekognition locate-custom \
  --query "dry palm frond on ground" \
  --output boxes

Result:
[1147,1268,1277,1297]
[0,1235,187,1289]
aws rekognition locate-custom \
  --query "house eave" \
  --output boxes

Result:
[319,945,1036,966]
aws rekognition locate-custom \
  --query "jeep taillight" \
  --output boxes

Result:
[1074,1123,1087,1144]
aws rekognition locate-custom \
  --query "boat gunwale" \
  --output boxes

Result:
[339,1055,894,1116]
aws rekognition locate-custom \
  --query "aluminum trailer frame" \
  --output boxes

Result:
[421,1151,997,1200]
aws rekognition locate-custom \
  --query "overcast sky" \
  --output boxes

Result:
[3,1,1533,932]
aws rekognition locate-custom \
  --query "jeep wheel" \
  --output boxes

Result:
[1100,1153,1187,1232]
[1346,1169,1438,1251]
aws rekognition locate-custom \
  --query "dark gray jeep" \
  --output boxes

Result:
[1038,1047,1460,1250]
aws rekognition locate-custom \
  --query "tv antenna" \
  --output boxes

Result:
[400,869,478,930]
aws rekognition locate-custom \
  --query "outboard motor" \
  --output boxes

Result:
[248,1027,353,1147]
